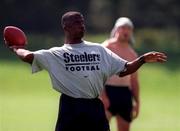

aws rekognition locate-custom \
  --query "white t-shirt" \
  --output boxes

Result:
[32,41,127,98]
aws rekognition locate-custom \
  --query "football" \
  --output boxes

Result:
[3,26,27,47]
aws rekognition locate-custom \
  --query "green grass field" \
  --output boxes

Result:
[0,60,180,131]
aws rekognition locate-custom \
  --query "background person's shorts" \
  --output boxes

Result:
[105,85,133,122]
[55,94,110,131]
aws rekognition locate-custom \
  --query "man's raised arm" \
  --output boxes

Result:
[119,51,167,77]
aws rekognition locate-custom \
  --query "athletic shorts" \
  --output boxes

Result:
[105,85,133,122]
[55,94,110,131]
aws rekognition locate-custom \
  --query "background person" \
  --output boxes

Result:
[100,17,139,131]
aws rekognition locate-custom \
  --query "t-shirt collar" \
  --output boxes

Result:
[64,41,85,48]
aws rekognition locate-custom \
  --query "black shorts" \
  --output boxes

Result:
[55,94,110,131]
[105,85,133,122]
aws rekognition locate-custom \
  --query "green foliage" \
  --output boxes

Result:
[26,33,63,50]
[84,34,108,43]
[134,28,180,55]
[1,0,180,32]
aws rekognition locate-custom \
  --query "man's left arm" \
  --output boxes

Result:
[119,51,167,77]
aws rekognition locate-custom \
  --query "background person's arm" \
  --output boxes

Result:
[131,72,140,119]
[130,51,140,119]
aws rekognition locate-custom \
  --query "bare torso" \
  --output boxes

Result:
[103,38,138,88]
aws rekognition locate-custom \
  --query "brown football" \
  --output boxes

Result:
[3,26,27,46]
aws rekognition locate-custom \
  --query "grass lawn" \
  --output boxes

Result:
[0,60,180,131]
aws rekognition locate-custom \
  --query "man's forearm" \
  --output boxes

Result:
[13,48,34,64]
[119,56,145,77]
[120,51,167,77]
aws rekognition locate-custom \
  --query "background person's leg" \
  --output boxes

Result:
[116,115,130,131]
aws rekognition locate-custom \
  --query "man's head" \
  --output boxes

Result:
[111,17,134,44]
[61,11,85,43]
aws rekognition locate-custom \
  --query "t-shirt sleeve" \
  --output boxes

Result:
[102,47,128,77]
[32,49,50,73]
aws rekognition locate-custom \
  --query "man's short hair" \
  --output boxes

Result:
[61,11,82,27]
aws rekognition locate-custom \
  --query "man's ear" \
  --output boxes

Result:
[64,25,72,33]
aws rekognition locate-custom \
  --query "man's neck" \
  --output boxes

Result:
[65,38,83,44]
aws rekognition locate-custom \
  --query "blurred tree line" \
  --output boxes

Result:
[1,0,180,32]
[0,0,180,60]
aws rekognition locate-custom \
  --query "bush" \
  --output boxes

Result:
[134,28,180,55]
